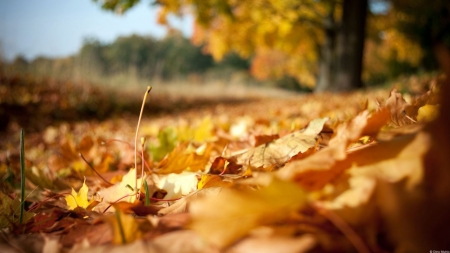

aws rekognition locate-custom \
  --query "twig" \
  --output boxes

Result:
[79,153,113,186]
[135,86,152,197]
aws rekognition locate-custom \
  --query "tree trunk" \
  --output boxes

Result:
[333,0,368,91]
[315,5,336,92]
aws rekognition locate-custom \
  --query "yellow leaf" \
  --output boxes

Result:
[156,143,213,174]
[197,174,233,190]
[189,175,307,248]
[107,210,143,244]
[65,178,93,210]
[417,104,440,123]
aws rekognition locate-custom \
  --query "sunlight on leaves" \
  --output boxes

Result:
[153,171,198,199]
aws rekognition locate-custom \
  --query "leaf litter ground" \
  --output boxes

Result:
[1,74,450,253]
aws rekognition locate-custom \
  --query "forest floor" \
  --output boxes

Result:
[1,73,449,253]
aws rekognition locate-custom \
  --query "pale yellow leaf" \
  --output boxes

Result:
[153,171,198,199]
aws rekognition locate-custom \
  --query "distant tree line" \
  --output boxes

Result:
[3,31,250,84]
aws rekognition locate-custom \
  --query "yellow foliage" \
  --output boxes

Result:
[65,178,94,210]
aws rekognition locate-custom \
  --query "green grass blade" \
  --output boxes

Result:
[144,180,150,206]
[19,129,25,224]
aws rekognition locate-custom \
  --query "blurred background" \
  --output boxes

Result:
[0,0,449,133]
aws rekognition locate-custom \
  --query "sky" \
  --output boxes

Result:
[0,0,193,61]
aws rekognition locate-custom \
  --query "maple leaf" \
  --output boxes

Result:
[233,117,328,171]
[155,143,213,174]
[65,178,94,210]
[188,175,307,248]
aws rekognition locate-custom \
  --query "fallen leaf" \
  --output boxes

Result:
[384,89,416,126]
[189,175,307,248]
[233,118,328,171]
[95,168,146,212]
[417,104,439,123]
[197,174,233,189]
[106,210,144,245]
[153,171,198,199]
[65,178,94,210]
[156,143,212,174]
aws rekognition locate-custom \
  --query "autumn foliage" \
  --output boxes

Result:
[1,72,449,252]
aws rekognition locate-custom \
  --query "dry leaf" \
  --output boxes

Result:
[189,175,307,248]
[153,171,198,199]
[384,89,416,126]
[233,118,328,170]
[95,168,146,212]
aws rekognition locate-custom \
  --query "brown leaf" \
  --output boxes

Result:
[384,89,416,126]
[233,118,328,171]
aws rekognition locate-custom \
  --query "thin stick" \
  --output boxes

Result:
[79,153,113,186]
[403,111,417,124]
[19,129,25,224]
[135,86,152,197]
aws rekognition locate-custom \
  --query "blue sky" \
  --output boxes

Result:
[0,0,193,61]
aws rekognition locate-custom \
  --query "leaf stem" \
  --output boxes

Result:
[135,86,152,198]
